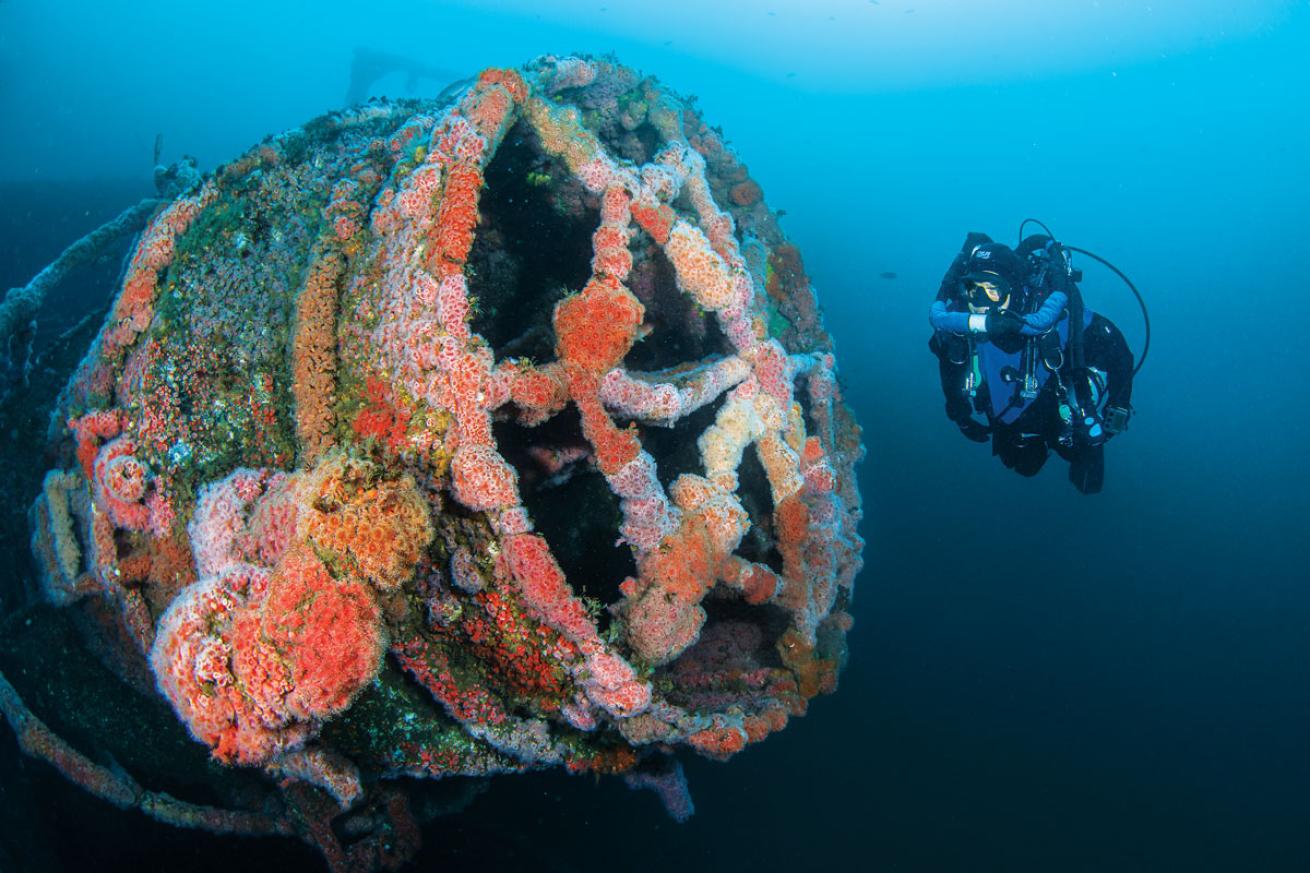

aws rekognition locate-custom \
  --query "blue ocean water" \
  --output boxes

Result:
[2,1,1308,870]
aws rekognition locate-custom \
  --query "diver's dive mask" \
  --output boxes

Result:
[961,270,1012,312]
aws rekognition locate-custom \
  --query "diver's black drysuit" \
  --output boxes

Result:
[929,234,1134,493]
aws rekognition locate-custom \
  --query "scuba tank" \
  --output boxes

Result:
[1016,219,1150,442]
[1017,218,1151,378]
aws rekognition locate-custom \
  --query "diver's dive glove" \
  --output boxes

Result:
[967,310,1025,337]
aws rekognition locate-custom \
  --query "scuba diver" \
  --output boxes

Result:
[928,223,1145,493]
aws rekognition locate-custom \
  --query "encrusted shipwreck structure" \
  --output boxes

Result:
[3,56,864,869]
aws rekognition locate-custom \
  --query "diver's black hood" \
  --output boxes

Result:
[962,242,1025,286]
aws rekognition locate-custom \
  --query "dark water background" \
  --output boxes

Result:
[3,1,1308,870]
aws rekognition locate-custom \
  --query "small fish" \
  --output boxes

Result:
[879,271,898,280]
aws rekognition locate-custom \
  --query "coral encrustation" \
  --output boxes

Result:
[21,54,864,866]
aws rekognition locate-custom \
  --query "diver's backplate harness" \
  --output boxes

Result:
[953,285,1077,440]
